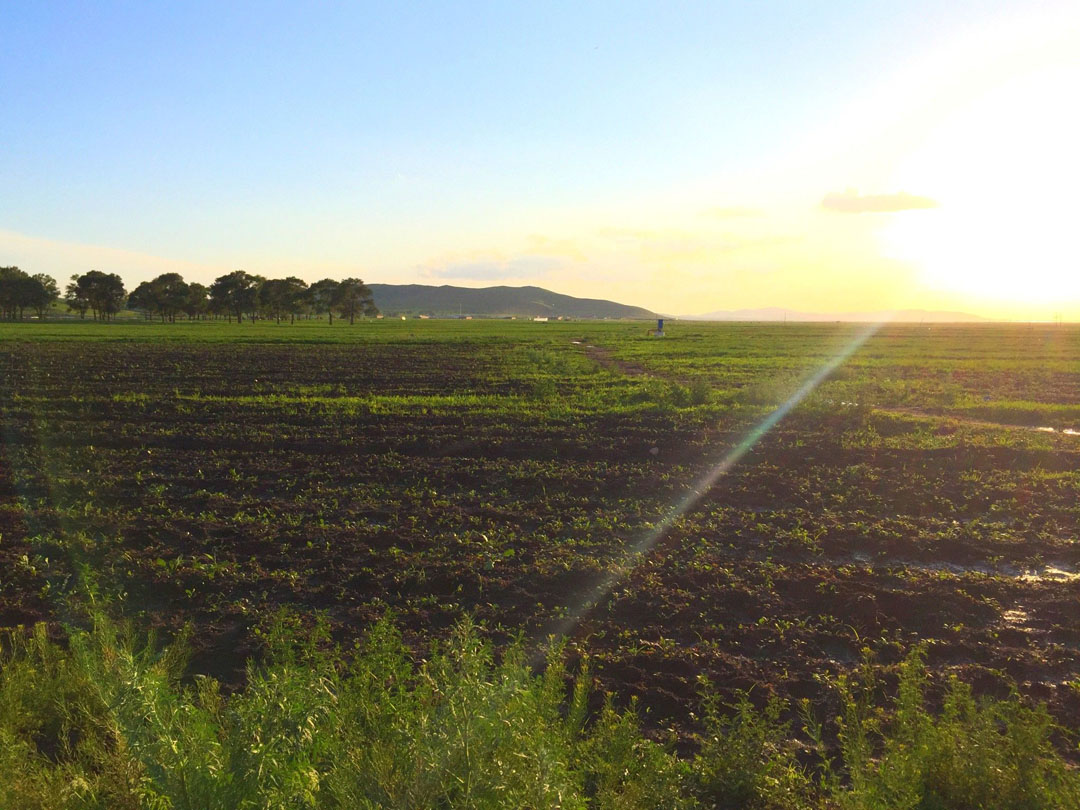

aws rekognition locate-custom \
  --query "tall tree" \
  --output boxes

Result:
[129,273,190,322]
[308,279,340,324]
[144,273,190,322]
[67,271,126,321]
[183,283,209,320]
[258,277,308,324]
[333,278,378,325]
[0,267,42,320]
[209,271,260,324]
[127,281,157,319]
[65,275,90,319]
[29,273,60,319]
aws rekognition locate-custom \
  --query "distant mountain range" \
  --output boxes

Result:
[683,307,988,323]
[368,284,656,319]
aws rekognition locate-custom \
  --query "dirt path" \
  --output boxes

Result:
[572,340,650,377]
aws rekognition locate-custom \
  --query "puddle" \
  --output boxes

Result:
[847,554,994,576]
[1019,566,1080,583]
[821,640,858,664]
[874,407,1080,435]
[838,554,1080,582]
[1002,608,1030,626]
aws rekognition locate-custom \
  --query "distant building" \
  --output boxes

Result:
[532,316,549,322]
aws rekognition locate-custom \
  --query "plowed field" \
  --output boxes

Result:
[2,320,1078,737]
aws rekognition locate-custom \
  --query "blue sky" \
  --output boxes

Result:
[3,1,1078,317]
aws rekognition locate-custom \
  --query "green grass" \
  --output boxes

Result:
[1,612,1077,809]
[0,318,618,344]
[4,320,1080,807]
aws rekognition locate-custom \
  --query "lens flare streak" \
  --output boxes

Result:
[546,322,883,642]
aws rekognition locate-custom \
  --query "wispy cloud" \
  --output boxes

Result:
[821,190,937,213]
[424,254,564,281]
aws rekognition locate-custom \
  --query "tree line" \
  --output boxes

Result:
[0,267,61,320]
[0,268,378,324]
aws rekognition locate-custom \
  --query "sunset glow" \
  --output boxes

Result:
[883,63,1080,310]
[2,1,1079,320]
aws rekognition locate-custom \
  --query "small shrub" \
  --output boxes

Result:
[693,686,813,810]
[836,647,1080,810]
[688,379,711,406]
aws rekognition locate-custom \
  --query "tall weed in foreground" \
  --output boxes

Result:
[693,687,813,810]
[0,613,687,809]
[1,615,1078,809]
[835,647,1080,810]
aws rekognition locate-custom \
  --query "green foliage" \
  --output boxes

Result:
[621,378,711,410]
[332,278,378,324]
[578,698,691,810]
[836,647,1080,810]
[128,274,192,323]
[0,613,688,809]
[4,615,1078,810]
[0,266,60,320]
[4,321,1080,808]
[694,686,813,810]
[209,270,262,324]
[65,271,127,322]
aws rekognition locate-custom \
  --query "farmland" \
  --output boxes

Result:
[1,318,1079,742]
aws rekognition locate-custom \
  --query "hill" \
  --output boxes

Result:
[368,284,655,319]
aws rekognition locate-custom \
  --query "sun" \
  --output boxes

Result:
[880,64,1080,309]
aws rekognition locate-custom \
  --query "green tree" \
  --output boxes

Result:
[130,273,192,322]
[258,276,308,324]
[0,267,41,320]
[127,281,157,320]
[65,275,90,319]
[183,283,209,320]
[67,271,126,321]
[209,270,260,324]
[333,277,378,325]
[29,273,60,319]
[145,273,190,322]
[308,278,340,324]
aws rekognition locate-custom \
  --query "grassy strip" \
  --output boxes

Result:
[1,613,1078,810]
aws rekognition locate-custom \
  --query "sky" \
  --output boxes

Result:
[2,1,1079,319]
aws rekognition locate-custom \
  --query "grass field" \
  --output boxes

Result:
[2,319,1080,804]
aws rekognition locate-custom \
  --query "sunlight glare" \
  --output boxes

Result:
[882,65,1080,306]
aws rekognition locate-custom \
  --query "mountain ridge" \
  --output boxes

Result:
[368,284,656,319]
